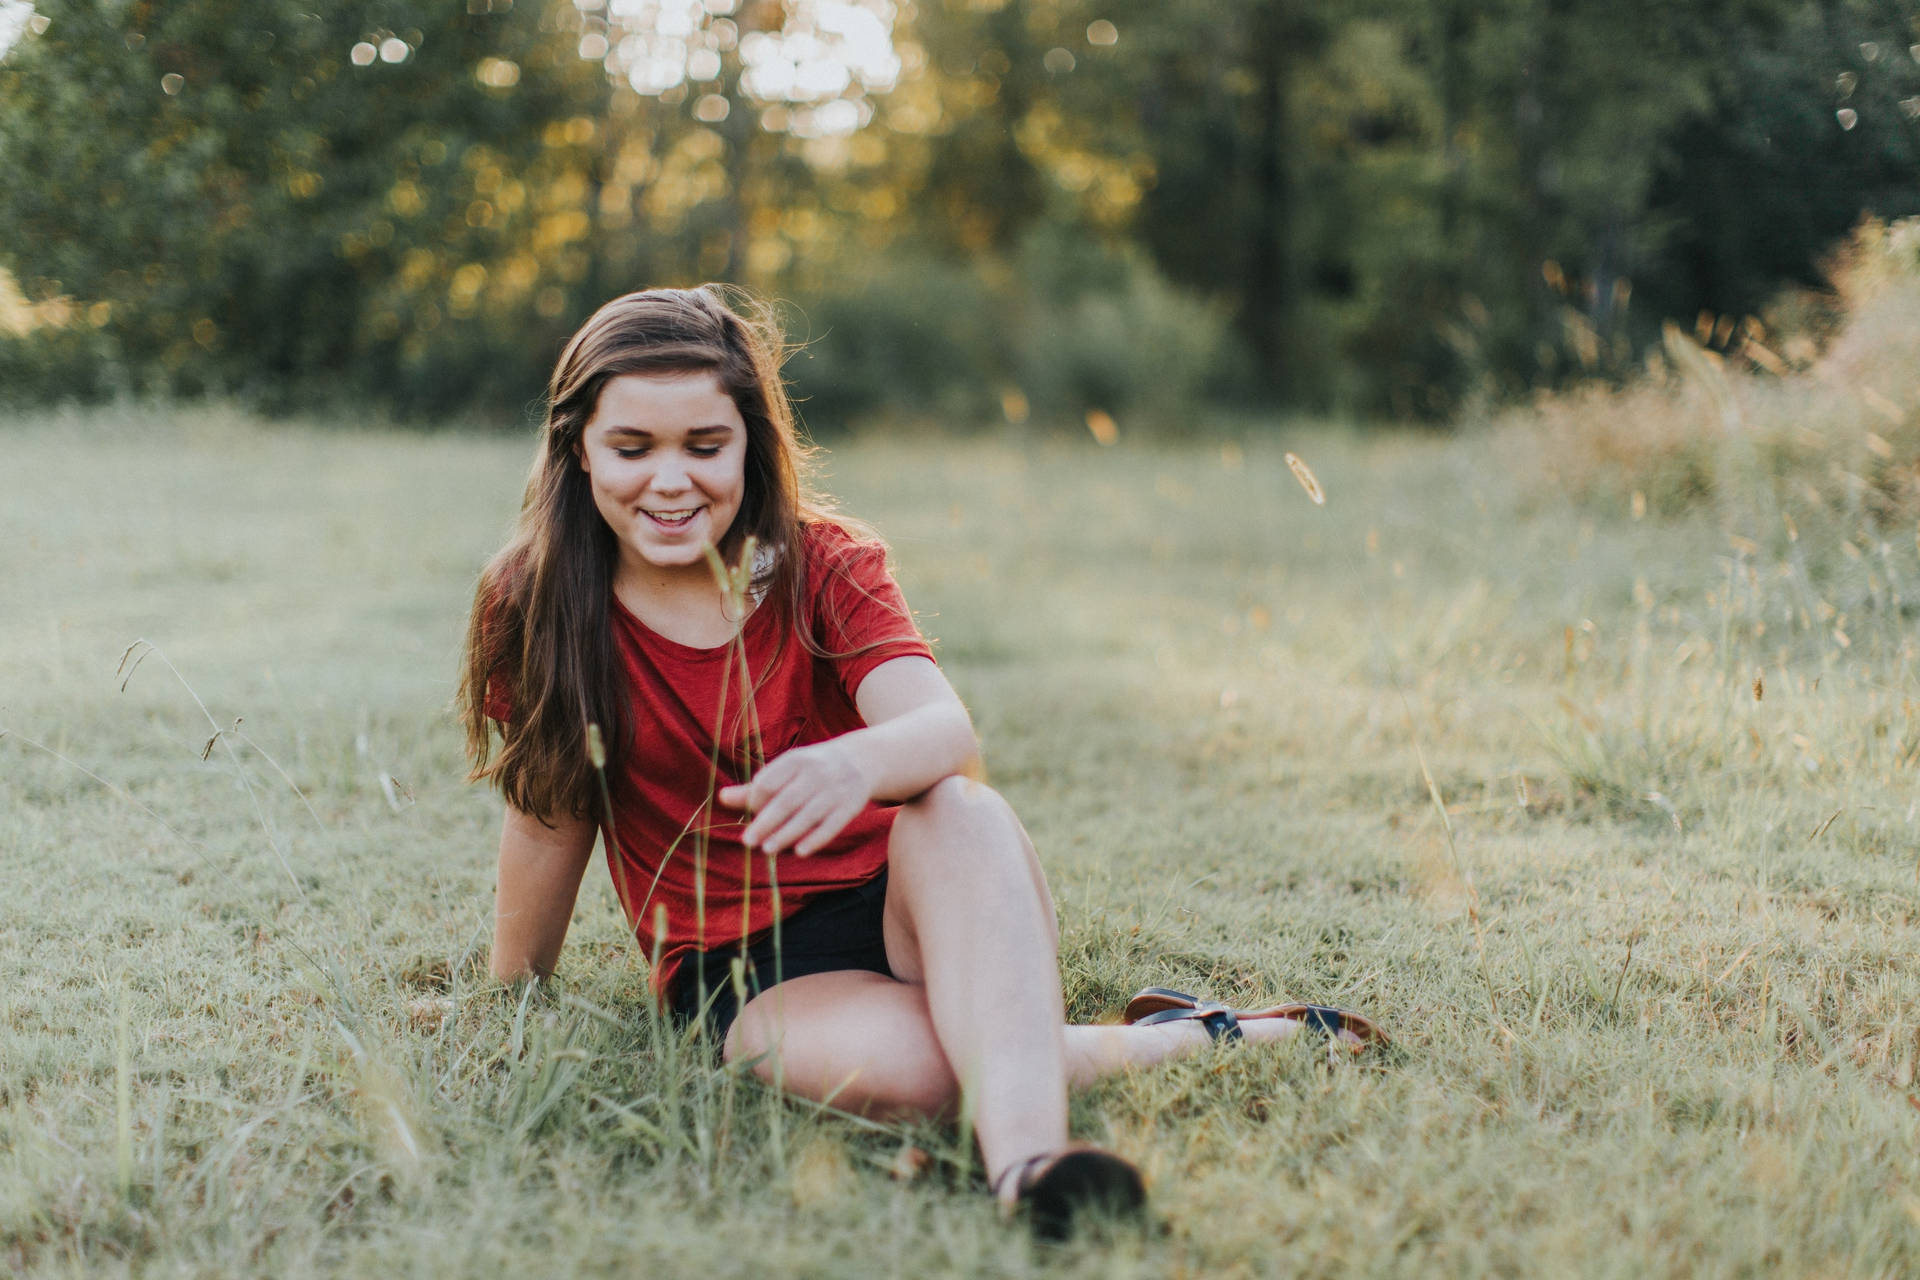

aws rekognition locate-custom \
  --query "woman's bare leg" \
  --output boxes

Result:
[724,777,1346,1201]
[878,775,1069,1192]
[726,973,1310,1117]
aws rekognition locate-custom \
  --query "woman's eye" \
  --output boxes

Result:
[689,446,722,458]
[614,446,648,459]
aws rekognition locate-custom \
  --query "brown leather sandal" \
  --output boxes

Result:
[1124,986,1389,1049]
[991,1145,1146,1239]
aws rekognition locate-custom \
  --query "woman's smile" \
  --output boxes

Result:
[642,505,703,529]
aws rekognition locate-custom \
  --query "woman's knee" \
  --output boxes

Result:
[895,775,1018,845]
[889,777,1058,940]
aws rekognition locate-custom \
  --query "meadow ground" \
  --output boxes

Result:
[3,403,1919,1277]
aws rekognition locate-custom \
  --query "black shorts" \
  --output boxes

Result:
[666,869,894,1045]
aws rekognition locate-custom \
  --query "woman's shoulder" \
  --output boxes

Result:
[477,545,533,615]
[792,513,925,664]
[472,547,533,657]
[797,514,887,568]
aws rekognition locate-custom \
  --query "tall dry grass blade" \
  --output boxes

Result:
[1610,933,1639,1009]
[334,1020,424,1169]
[115,638,306,899]
[1406,726,1498,1018]
[702,535,792,1170]
[228,724,326,829]
[586,722,618,852]
[115,982,133,1198]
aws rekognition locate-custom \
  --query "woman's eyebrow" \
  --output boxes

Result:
[601,423,735,438]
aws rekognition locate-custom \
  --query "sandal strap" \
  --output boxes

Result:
[1126,987,1387,1046]
[994,1147,1148,1239]
[1295,1005,1346,1037]
[990,1152,1053,1201]
[1135,1004,1244,1042]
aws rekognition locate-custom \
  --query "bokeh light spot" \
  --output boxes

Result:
[1837,107,1858,130]
[599,0,899,136]
[1043,47,1075,74]
[350,41,377,66]
[380,37,411,64]
[476,57,521,88]
[160,73,185,95]
[1087,19,1118,46]
[693,93,731,122]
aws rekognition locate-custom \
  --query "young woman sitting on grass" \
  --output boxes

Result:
[458,286,1386,1235]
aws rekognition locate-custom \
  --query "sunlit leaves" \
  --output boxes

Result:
[579,0,900,137]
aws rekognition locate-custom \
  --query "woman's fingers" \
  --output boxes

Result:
[721,756,798,822]
[791,798,862,856]
[754,794,837,856]
[727,744,871,852]
[741,781,806,848]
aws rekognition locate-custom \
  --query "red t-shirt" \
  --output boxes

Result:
[488,520,933,996]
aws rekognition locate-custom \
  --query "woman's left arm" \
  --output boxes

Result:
[715,655,978,855]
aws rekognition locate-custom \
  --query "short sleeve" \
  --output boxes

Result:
[484,668,515,724]
[808,524,934,700]
[476,588,519,724]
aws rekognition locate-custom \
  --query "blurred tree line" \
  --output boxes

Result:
[1,0,1916,427]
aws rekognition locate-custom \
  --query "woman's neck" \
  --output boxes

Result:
[612,552,746,650]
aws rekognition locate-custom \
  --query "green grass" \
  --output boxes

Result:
[4,404,1919,1276]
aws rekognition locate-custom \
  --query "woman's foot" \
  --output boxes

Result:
[1235,1014,1370,1049]
[1124,987,1388,1051]
[991,1146,1146,1239]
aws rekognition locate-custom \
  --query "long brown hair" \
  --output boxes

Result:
[457,285,831,819]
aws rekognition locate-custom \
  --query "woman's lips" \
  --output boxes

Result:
[642,506,701,531]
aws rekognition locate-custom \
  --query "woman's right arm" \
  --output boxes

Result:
[491,804,597,982]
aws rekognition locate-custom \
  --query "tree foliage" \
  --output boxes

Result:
[2,0,1915,423]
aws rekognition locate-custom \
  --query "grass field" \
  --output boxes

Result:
[4,401,1919,1276]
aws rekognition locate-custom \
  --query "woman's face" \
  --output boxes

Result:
[576,371,749,580]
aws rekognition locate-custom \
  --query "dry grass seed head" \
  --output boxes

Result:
[1284,452,1326,505]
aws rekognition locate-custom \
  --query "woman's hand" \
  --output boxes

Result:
[717,739,875,856]
[717,656,981,857]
